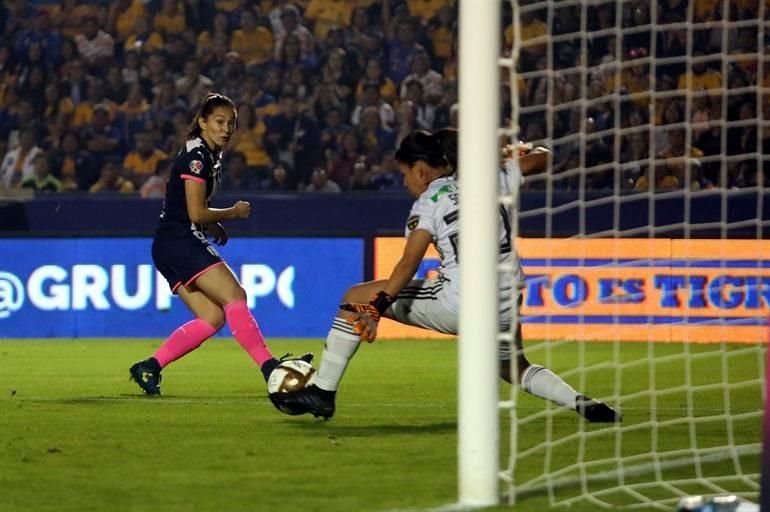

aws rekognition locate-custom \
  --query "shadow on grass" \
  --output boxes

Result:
[285,420,457,437]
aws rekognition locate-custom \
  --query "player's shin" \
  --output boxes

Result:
[312,317,362,392]
[224,299,275,374]
[153,318,218,368]
[520,364,579,409]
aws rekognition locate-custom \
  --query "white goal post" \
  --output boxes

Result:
[457,0,502,507]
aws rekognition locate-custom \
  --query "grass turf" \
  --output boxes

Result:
[0,339,762,512]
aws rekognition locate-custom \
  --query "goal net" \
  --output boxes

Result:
[499,0,768,509]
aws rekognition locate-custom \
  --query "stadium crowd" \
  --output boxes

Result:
[0,0,764,196]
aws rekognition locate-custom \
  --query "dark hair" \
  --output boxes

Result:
[395,130,450,168]
[186,92,236,138]
[434,128,458,170]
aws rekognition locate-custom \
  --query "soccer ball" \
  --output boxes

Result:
[267,359,316,395]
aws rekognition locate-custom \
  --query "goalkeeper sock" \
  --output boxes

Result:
[153,318,218,368]
[312,317,361,392]
[521,364,579,409]
[224,299,274,367]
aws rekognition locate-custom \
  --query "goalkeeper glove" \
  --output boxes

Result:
[340,291,395,343]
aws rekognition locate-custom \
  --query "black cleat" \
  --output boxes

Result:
[281,352,314,364]
[575,395,621,423]
[270,384,336,419]
[129,358,162,396]
[262,352,315,382]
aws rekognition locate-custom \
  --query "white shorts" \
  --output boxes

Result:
[389,278,458,334]
[388,278,518,360]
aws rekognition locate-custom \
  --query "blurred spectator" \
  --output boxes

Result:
[21,152,62,193]
[395,100,420,145]
[105,66,129,104]
[153,79,187,125]
[678,50,722,93]
[348,156,375,191]
[197,11,230,51]
[265,93,320,185]
[220,151,260,191]
[175,59,214,107]
[71,78,117,128]
[319,106,350,152]
[108,0,148,43]
[358,105,397,160]
[124,16,164,54]
[399,49,443,99]
[326,130,363,188]
[731,27,758,78]
[620,132,651,189]
[505,9,547,70]
[231,8,273,68]
[655,128,707,189]
[402,79,435,129]
[139,158,171,198]
[14,9,60,66]
[89,159,136,193]
[262,161,297,191]
[42,83,75,129]
[385,17,423,84]
[49,130,97,191]
[230,103,272,179]
[274,5,315,63]
[53,0,99,39]
[154,0,187,38]
[352,82,396,128]
[216,52,246,100]
[123,131,168,186]
[74,15,115,69]
[276,34,317,72]
[369,149,403,190]
[304,0,354,40]
[427,5,456,69]
[0,126,43,189]
[304,167,341,192]
[82,104,122,169]
[408,0,452,24]
[357,58,397,104]
[345,6,383,57]
[320,48,356,107]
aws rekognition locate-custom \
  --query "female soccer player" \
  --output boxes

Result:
[271,129,620,423]
[130,93,308,395]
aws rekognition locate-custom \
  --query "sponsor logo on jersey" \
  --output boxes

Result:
[407,215,420,231]
[189,160,204,175]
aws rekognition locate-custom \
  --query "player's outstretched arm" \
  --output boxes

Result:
[340,229,432,342]
[382,229,433,298]
[184,179,250,223]
[503,143,551,176]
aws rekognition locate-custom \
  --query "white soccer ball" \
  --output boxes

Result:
[267,359,316,395]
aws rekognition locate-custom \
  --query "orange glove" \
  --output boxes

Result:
[340,303,380,342]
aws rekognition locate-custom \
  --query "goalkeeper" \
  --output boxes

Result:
[271,128,620,423]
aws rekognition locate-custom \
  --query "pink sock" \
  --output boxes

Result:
[224,299,273,366]
[154,318,218,368]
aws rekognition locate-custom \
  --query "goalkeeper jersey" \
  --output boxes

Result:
[403,160,524,317]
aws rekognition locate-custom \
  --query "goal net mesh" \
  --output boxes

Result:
[501,0,768,508]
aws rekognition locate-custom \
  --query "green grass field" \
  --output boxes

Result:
[0,339,763,512]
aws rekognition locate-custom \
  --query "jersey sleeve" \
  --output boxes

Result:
[405,195,440,238]
[178,140,211,184]
[500,158,524,195]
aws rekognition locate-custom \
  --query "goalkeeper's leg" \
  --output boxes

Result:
[502,324,621,423]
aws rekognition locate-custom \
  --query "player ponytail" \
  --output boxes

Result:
[394,130,449,169]
[187,93,236,139]
[434,127,458,172]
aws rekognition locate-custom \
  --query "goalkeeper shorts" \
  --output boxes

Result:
[389,278,518,361]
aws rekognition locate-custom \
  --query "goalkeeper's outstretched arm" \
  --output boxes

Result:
[504,143,551,175]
